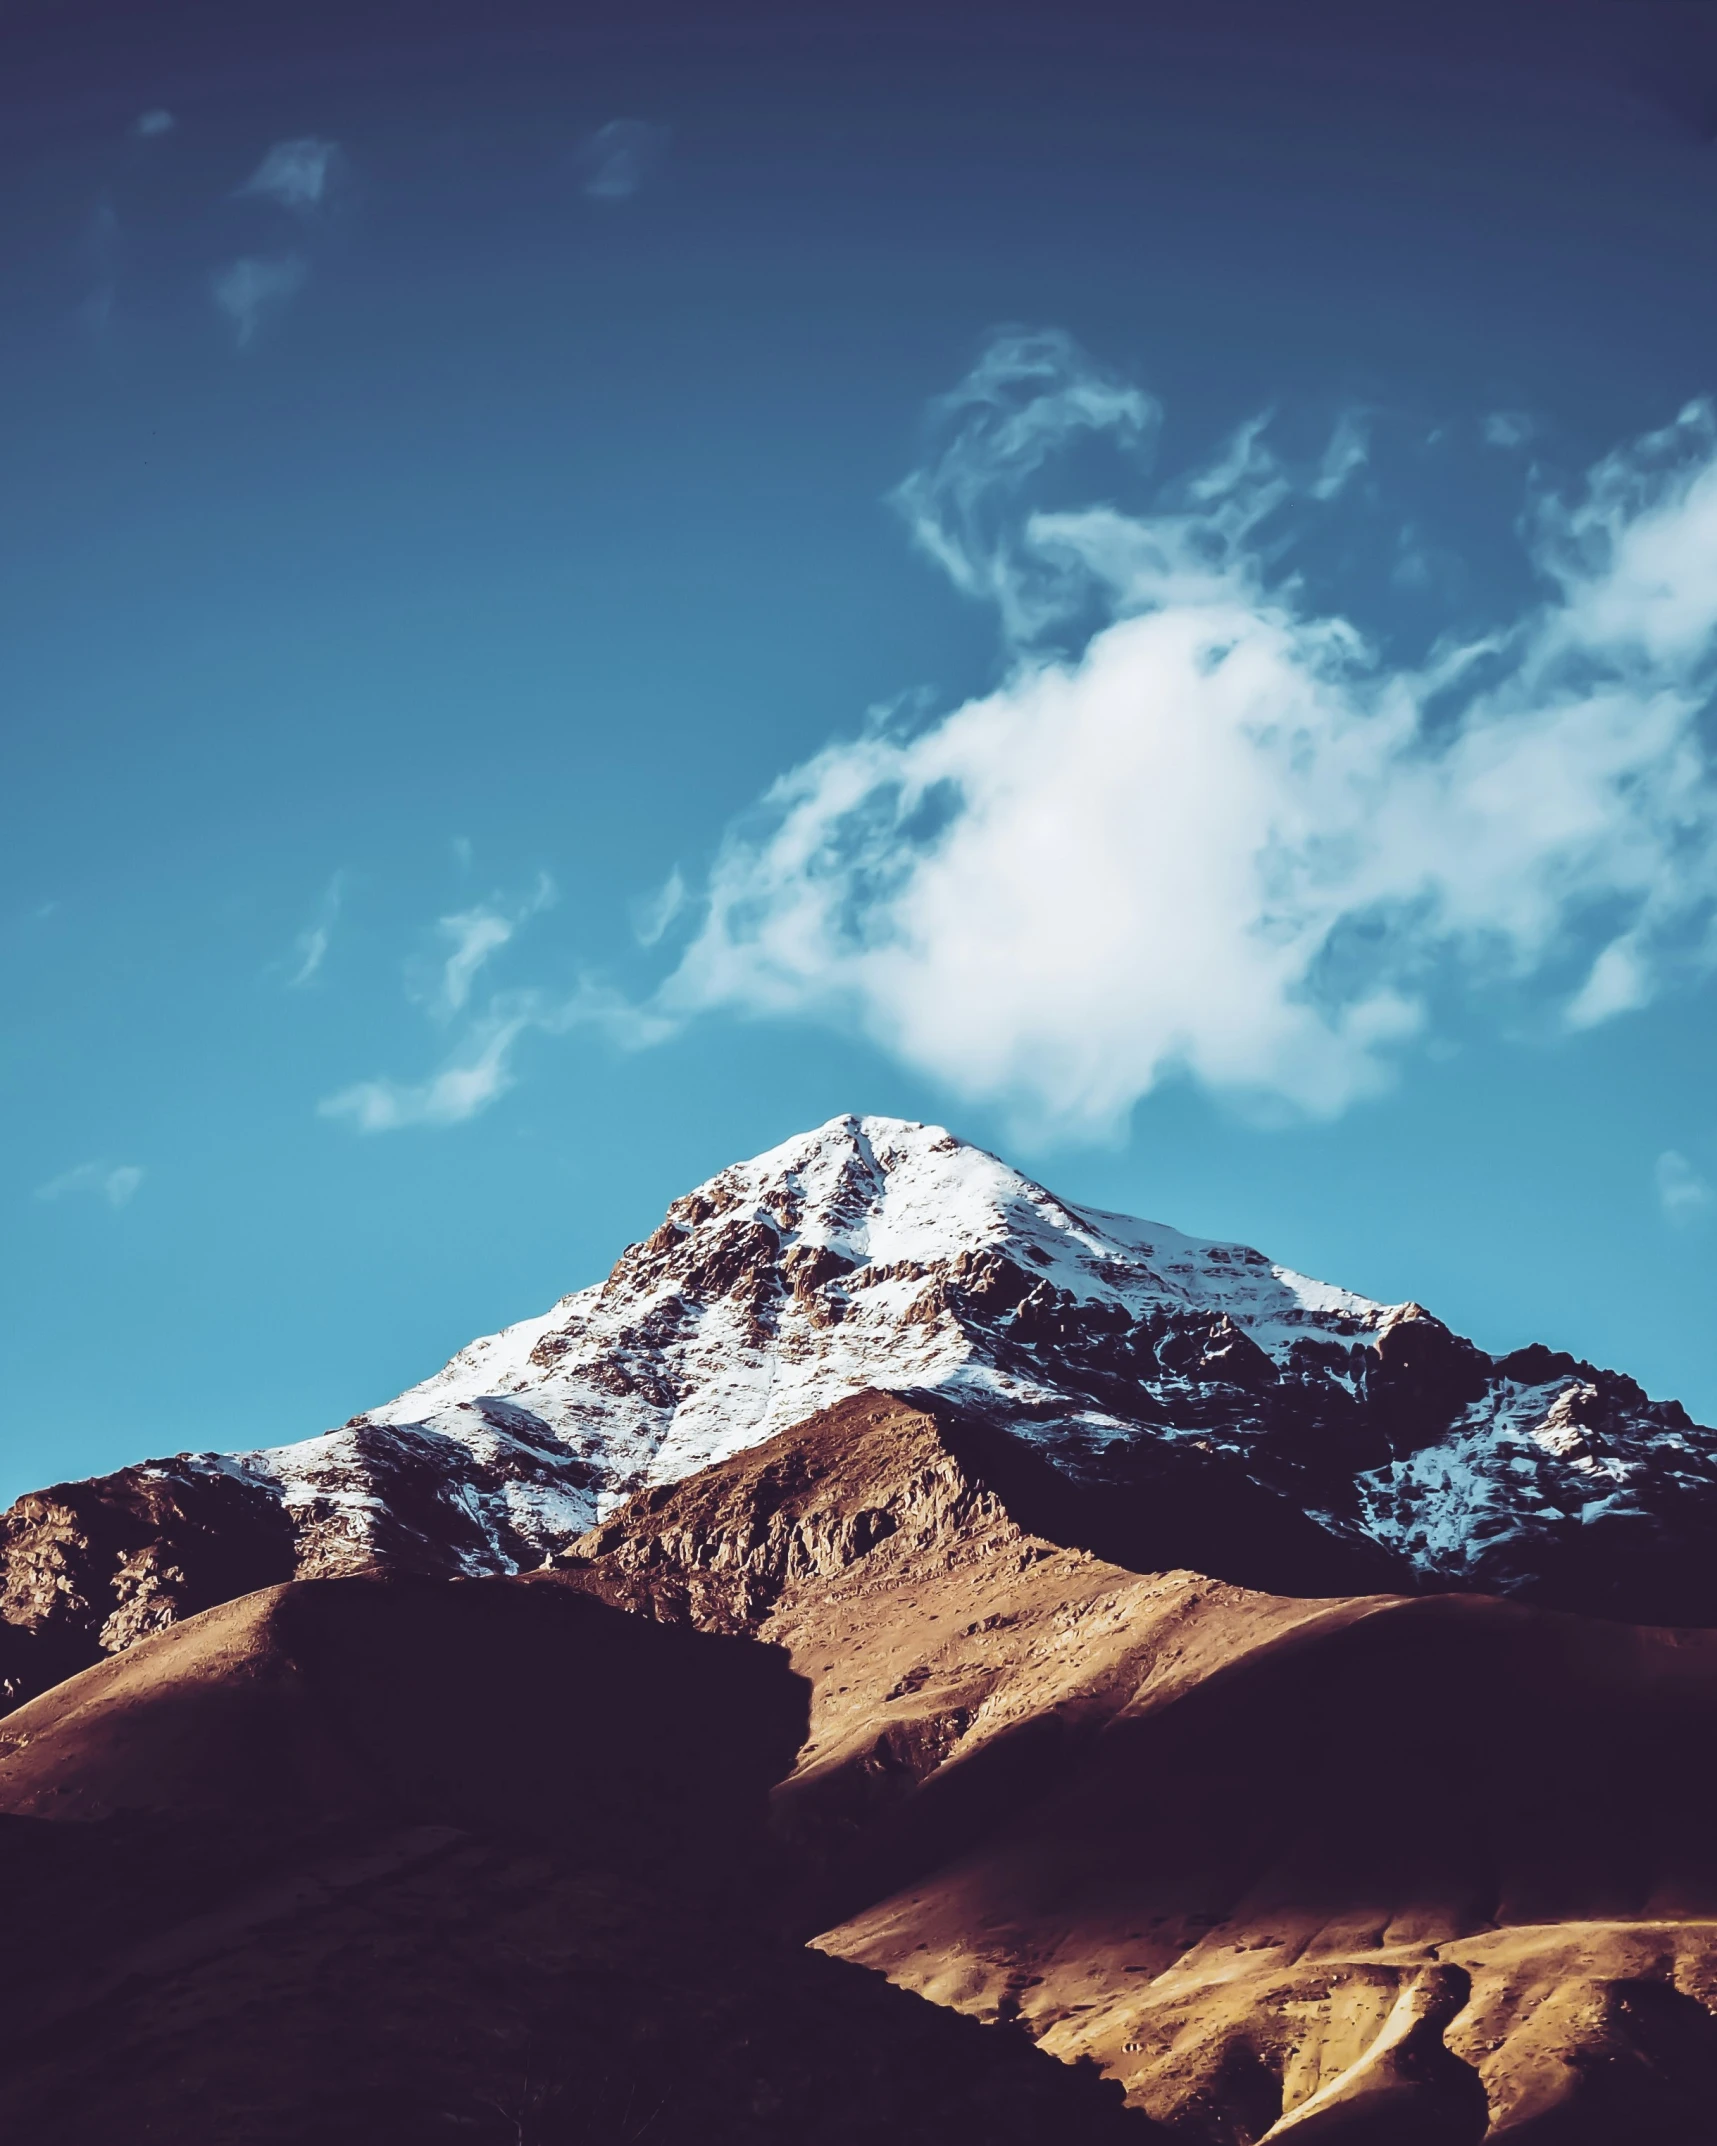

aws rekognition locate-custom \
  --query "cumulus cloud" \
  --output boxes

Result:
[211,254,309,346]
[37,1162,144,1208]
[288,874,344,987]
[1657,1149,1714,1223]
[131,108,176,140]
[239,137,343,212]
[580,119,670,201]
[655,331,1717,1136]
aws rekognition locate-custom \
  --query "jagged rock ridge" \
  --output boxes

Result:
[3,1113,1715,1703]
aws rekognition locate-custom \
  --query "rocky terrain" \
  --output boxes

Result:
[0,1563,1142,2144]
[556,1390,1717,2144]
[3,1115,1715,1705]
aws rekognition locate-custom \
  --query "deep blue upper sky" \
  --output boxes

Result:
[5,0,1717,1498]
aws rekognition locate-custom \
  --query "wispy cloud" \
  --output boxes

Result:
[318,873,645,1134]
[321,1001,542,1132]
[211,254,309,347]
[131,108,176,140]
[320,981,668,1134]
[415,874,555,1019]
[288,874,344,988]
[239,137,343,212]
[1484,410,1538,450]
[652,331,1717,1137]
[1657,1149,1713,1224]
[632,868,686,948]
[36,1162,144,1208]
[580,119,669,202]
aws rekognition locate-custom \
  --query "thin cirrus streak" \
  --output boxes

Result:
[238,138,343,212]
[211,254,309,347]
[35,1162,144,1208]
[287,873,345,989]
[648,329,1717,1137]
[1658,1149,1714,1224]
[318,875,672,1133]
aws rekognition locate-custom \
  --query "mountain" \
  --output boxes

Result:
[3,1113,1715,1707]
[6,1125,1717,2142]
[0,1564,1143,2144]
[554,1389,1717,2144]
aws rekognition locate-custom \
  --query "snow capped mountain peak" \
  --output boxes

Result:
[337,1112,1397,1528]
[94,1109,1697,1627]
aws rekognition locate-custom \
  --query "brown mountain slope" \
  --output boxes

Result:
[553,1391,1717,2144]
[0,1569,1143,2146]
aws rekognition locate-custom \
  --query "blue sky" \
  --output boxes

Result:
[5,0,1717,1499]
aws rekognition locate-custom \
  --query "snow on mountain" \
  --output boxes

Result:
[202,1113,1715,1617]
[347,1114,1392,1520]
[7,1114,1714,1697]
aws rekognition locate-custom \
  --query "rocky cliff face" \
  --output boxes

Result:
[3,1113,1714,1706]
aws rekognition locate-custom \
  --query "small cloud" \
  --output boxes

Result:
[319,979,668,1136]
[211,254,309,347]
[131,108,176,140]
[632,868,686,948]
[451,835,473,872]
[1566,937,1649,1029]
[1657,1150,1713,1225]
[1484,411,1537,450]
[321,1001,543,1132]
[422,874,555,1019]
[36,1161,144,1208]
[581,119,669,202]
[322,1033,524,1132]
[238,137,343,212]
[1310,412,1369,501]
[288,873,344,988]
[437,909,518,1016]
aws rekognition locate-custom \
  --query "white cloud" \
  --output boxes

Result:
[37,1162,144,1208]
[632,868,687,948]
[288,873,344,987]
[131,108,176,140]
[1484,410,1537,450]
[581,119,670,202]
[319,874,638,1135]
[1311,411,1370,500]
[656,333,1717,1137]
[890,330,1159,640]
[239,137,342,211]
[421,874,555,1019]
[1657,1149,1713,1223]
[320,1003,539,1132]
[320,981,669,1134]
[211,254,309,347]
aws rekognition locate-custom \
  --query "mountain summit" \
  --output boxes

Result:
[4,1115,1715,1702]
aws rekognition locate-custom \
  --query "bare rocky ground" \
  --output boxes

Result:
[4,1388,1717,2137]
[0,1564,1144,2145]
[554,1391,1717,2144]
